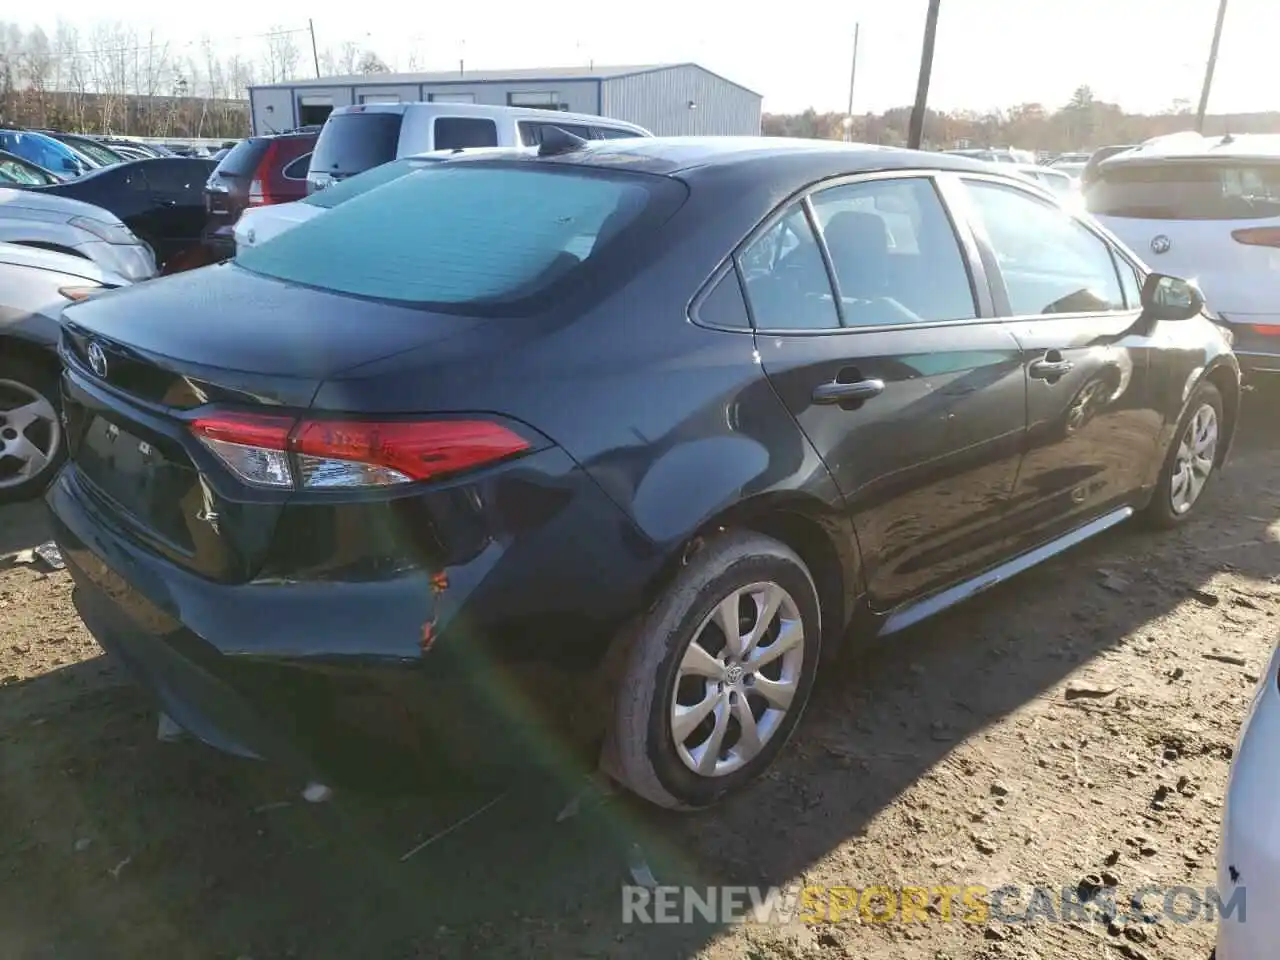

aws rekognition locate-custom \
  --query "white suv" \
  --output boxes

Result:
[306,102,650,194]
[1086,133,1280,376]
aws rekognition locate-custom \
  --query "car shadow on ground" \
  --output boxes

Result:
[1,387,1279,958]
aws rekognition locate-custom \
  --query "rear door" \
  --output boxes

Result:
[959,174,1161,549]
[746,173,1028,611]
[141,159,214,266]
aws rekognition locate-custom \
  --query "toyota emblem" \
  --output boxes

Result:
[1150,235,1171,255]
[87,341,108,378]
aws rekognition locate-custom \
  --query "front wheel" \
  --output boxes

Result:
[0,357,64,503]
[1143,380,1223,528]
[606,530,822,810]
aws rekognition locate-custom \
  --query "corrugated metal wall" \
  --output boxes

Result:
[417,80,599,114]
[601,66,761,136]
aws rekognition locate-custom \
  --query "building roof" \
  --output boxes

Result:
[250,63,761,98]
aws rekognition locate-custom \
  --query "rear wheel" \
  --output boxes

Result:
[1143,380,1223,528]
[607,531,822,810]
[0,357,64,503]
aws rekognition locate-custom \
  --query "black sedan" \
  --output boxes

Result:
[46,137,1239,809]
[21,156,216,272]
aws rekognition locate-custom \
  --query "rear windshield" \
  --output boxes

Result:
[309,112,404,177]
[214,138,266,177]
[1087,160,1280,220]
[300,156,433,209]
[236,164,683,314]
[67,138,123,166]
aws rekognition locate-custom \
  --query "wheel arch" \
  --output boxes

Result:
[1202,358,1240,466]
[644,491,862,662]
[0,333,61,382]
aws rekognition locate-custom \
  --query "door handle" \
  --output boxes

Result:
[812,378,886,405]
[153,198,177,208]
[1029,352,1074,380]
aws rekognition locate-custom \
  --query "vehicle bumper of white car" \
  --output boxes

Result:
[1216,642,1280,959]
[75,239,157,283]
[1219,313,1280,376]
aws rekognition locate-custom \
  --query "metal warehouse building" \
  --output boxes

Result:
[247,63,761,137]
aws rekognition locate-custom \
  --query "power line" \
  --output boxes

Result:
[52,27,309,60]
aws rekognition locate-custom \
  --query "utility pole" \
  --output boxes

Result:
[908,0,942,150]
[308,19,321,79]
[845,24,860,142]
[1195,0,1229,133]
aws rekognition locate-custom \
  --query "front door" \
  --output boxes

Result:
[748,174,1028,611]
[958,176,1162,549]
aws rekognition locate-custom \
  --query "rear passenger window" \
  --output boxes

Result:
[696,269,751,329]
[434,117,499,150]
[738,204,839,330]
[809,178,977,326]
[145,160,202,193]
[593,127,638,140]
[282,154,312,180]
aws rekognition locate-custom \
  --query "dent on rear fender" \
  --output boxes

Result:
[630,436,770,542]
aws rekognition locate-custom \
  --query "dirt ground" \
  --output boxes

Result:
[4,390,1279,960]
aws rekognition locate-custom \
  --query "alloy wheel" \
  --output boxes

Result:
[0,378,61,491]
[670,581,805,778]
[1170,402,1218,515]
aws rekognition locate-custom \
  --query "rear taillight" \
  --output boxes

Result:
[1231,227,1280,248]
[1250,325,1280,336]
[248,141,281,206]
[190,413,531,490]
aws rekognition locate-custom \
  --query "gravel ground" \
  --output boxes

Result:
[2,388,1277,960]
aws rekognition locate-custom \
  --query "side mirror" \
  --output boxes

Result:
[62,157,79,172]
[1140,273,1204,322]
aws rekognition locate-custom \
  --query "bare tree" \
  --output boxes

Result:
[357,50,390,74]
[263,26,300,84]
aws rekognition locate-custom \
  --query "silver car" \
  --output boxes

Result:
[0,241,132,501]
[0,187,156,282]
[1217,638,1280,958]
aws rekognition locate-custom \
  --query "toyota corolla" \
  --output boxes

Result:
[47,136,1239,809]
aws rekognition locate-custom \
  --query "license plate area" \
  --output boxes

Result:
[76,416,197,553]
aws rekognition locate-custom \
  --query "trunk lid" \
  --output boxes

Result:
[59,263,494,583]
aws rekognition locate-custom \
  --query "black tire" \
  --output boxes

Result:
[1142,380,1224,529]
[0,356,65,504]
[606,530,822,810]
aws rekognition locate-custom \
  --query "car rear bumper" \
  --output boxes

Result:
[1220,314,1280,375]
[1215,643,1280,959]
[46,448,658,771]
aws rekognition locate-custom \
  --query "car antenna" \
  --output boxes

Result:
[537,126,588,158]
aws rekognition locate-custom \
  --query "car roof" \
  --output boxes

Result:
[1105,132,1280,165]
[327,101,651,133]
[473,136,1002,179]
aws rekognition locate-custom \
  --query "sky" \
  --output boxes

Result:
[14,0,1278,115]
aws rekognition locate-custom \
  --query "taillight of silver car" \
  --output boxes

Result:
[190,412,531,490]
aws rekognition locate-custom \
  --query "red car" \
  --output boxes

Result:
[202,130,317,258]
